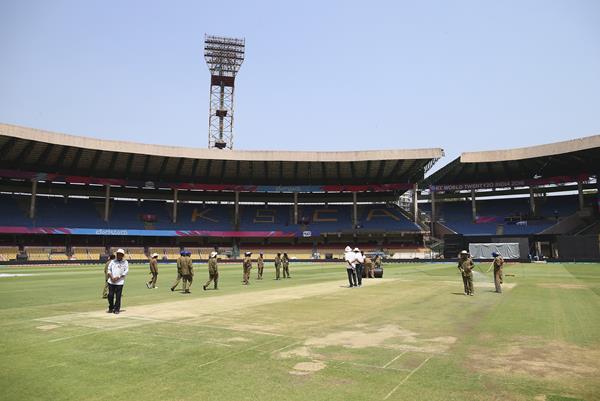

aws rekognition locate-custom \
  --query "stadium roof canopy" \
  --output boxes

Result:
[425,135,600,190]
[0,123,443,188]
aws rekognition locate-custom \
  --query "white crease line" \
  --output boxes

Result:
[337,360,412,372]
[48,326,125,343]
[198,338,281,368]
[383,355,433,400]
[382,351,407,368]
[270,340,304,354]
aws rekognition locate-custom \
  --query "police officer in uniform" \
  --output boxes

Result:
[364,254,374,278]
[492,251,504,293]
[203,251,219,290]
[170,250,186,291]
[274,252,282,280]
[257,252,264,280]
[282,253,290,278]
[458,250,475,296]
[242,251,252,285]
[146,253,159,289]
[374,255,382,269]
[179,250,194,294]
[102,253,115,298]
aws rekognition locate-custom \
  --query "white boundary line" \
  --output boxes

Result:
[382,351,407,368]
[270,340,304,354]
[383,355,433,400]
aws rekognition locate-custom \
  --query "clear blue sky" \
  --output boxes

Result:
[1,0,599,173]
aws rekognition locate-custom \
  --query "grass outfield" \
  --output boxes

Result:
[1,262,599,401]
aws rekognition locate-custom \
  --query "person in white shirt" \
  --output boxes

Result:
[107,248,129,314]
[344,246,357,288]
[354,248,365,287]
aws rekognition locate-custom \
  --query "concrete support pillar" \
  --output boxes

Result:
[172,188,179,223]
[104,185,110,222]
[412,184,419,223]
[293,192,298,225]
[529,187,536,216]
[29,180,37,219]
[471,189,477,223]
[352,192,358,227]
[234,191,240,227]
[577,181,584,210]
[430,190,436,237]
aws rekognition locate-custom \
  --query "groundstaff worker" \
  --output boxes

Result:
[344,246,357,288]
[458,250,475,296]
[364,254,374,278]
[102,253,115,299]
[179,250,194,294]
[203,251,219,290]
[242,251,252,285]
[274,252,282,280]
[147,253,159,289]
[107,249,128,314]
[257,252,264,280]
[171,250,185,291]
[492,251,504,293]
[282,253,290,278]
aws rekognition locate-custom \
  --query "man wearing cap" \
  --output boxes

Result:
[344,246,357,288]
[106,249,129,314]
[274,252,282,280]
[203,251,219,290]
[147,253,159,289]
[354,248,365,287]
[257,252,264,280]
[492,252,504,293]
[102,253,115,299]
[458,250,475,296]
[171,250,186,291]
[242,252,252,285]
[179,250,194,294]
[282,253,290,278]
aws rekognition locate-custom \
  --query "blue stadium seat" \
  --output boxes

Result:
[420,195,583,235]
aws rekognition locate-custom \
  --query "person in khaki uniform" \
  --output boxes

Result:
[274,252,282,280]
[282,253,291,278]
[102,253,115,298]
[257,252,264,280]
[492,252,504,293]
[203,251,219,290]
[364,255,374,278]
[179,250,194,294]
[170,250,186,291]
[458,250,475,296]
[146,253,159,289]
[242,251,252,285]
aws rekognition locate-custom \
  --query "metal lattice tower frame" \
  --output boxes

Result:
[204,35,245,149]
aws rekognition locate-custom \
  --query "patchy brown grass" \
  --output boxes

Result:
[469,337,600,380]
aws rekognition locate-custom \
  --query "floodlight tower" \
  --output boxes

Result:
[204,34,245,149]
